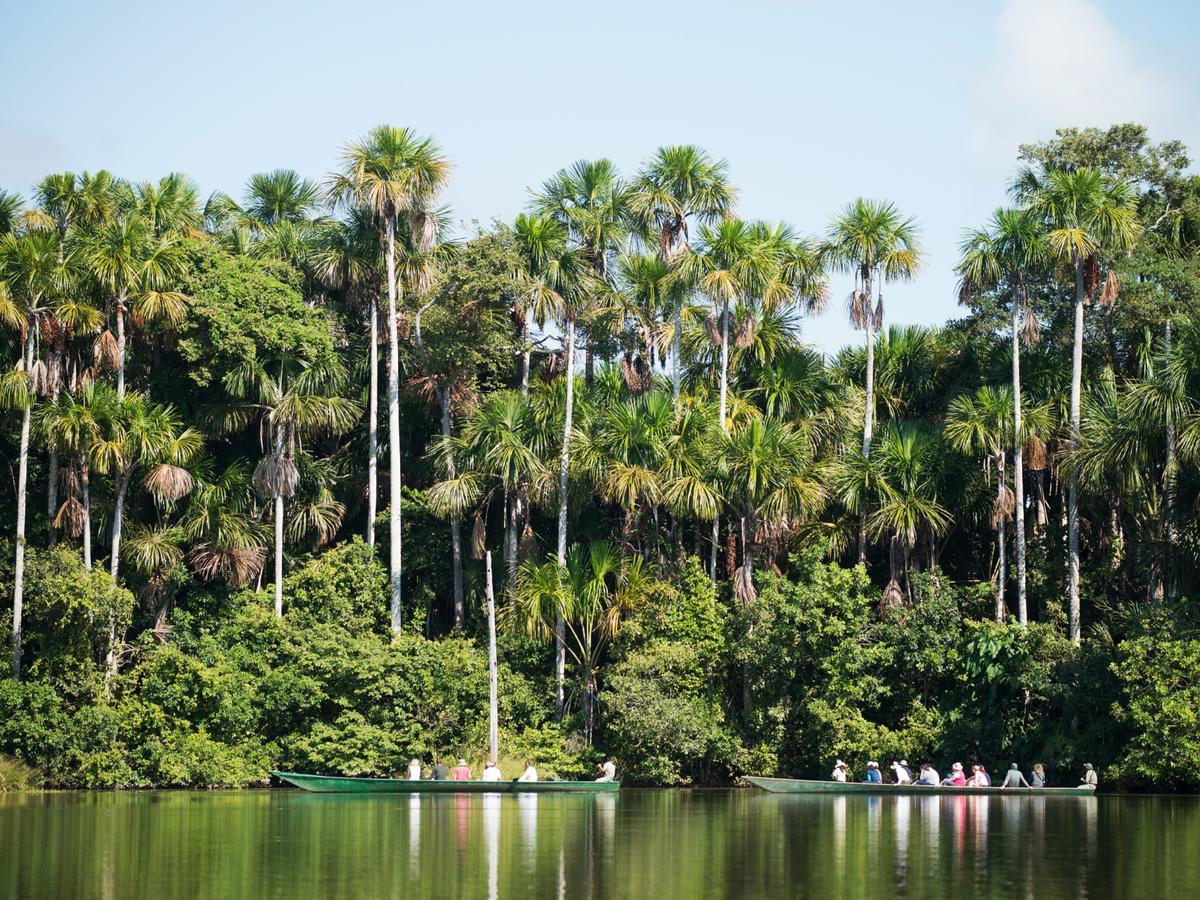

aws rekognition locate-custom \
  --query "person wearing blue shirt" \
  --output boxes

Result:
[863,761,882,783]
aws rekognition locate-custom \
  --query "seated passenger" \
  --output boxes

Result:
[518,760,539,782]
[480,761,502,782]
[916,764,940,786]
[863,761,882,783]
[1000,763,1030,788]
[941,762,966,786]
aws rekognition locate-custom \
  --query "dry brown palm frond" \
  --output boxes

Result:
[93,330,120,371]
[470,512,486,560]
[1025,435,1048,471]
[991,483,1016,527]
[405,372,440,406]
[874,296,884,329]
[1021,306,1041,345]
[252,455,299,500]
[703,315,722,346]
[1099,269,1119,307]
[540,351,563,382]
[144,463,194,502]
[1082,254,1101,302]
[735,316,756,349]
[58,465,82,499]
[395,312,411,341]
[733,564,757,606]
[54,496,87,537]
[518,520,536,561]
[28,359,51,398]
[880,579,905,615]
[848,291,868,330]
[190,544,266,587]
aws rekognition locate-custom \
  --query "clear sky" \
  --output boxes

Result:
[2,0,1197,352]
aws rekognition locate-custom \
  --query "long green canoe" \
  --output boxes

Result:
[745,776,1096,797]
[272,771,620,794]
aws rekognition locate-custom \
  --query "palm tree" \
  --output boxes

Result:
[629,146,736,408]
[510,213,575,395]
[329,126,450,635]
[0,229,67,677]
[180,460,267,589]
[82,215,188,398]
[221,355,360,616]
[956,208,1049,623]
[508,541,649,742]
[244,170,323,228]
[1014,167,1141,644]
[825,199,924,564]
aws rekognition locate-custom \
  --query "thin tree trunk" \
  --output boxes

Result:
[367,295,378,547]
[110,471,129,581]
[859,270,876,566]
[11,327,35,678]
[1012,284,1027,626]
[274,493,284,617]
[386,216,403,636]
[505,491,519,585]
[486,551,499,763]
[441,387,464,628]
[713,298,730,585]
[81,456,92,569]
[672,306,683,413]
[555,315,575,718]
[520,311,532,397]
[1164,319,1178,600]
[996,467,1007,623]
[1067,257,1084,646]
[47,450,58,547]
[115,293,127,399]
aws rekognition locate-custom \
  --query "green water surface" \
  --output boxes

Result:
[1,789,1193,898]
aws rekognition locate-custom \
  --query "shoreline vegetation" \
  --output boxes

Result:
[2,123,1200,792]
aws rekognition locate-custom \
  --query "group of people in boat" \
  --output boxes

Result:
[403,757,618,783]
[831,759,1099,788]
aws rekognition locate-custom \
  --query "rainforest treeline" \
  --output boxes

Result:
[1,123,1199,790]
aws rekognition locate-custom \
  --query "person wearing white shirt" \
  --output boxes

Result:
[517,761,539,782]
[406,759,422,780]
[595,759,617,782]
[480,761,502,782]
[831,760,848,782]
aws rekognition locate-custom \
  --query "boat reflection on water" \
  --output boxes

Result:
[482,792,500,900]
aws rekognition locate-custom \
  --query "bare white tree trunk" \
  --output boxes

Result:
[859,271,876,566]
[996,460,1007,622]
[367,296,378,547]
[1164,319,1178,600]
[1067,257,1085,646]
[712,299,730,585]
[486,551,499,763]
[386,216,403,636]
[1012,285,1028,625]
[81,458,92,569]
[11,327,36,678]
[555,316,575,718]
[520,310,532,397]
[672,306,683,413]
[115,293,127,399]
[274,493,284,617]
[441,387,464,629]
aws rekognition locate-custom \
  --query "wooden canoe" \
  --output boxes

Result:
[272,771,620,794]
[745,776,1096,797]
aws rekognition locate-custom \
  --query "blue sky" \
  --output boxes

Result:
[2,0,1197,352]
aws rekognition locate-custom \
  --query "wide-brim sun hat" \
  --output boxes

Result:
[952,762,964,771]
[899,760,908,767]
[835,760,846,768]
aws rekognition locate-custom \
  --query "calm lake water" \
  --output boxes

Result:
[1,788,1195,898]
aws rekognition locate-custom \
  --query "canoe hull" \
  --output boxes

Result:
[745,776,1095,797]
[271,771,620,794]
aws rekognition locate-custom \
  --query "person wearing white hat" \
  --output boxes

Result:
[941,762,967,787]
[831,760,848,782]
[890,760,913,784]
[863,761,882,784]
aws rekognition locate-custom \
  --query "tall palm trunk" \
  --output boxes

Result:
[110,471,130,581]
[47,450,59,548]
[81,455,92,569]
[441,387,464,628]
[859,270,876,566]
[367,296,378,547]
[1164,319,1178,600]
[385,215,403,636]
[274,493,285,617]
[11,327,36,678]
[1012,283,1028,625]
[506,491,519,585]
[712,298,731,585]
[520,311,532,397]
[115,292,127,399]
[672,307,683,413]
[555,315,575,718]
[995,454,1007,622]
[1067,257,1084,646]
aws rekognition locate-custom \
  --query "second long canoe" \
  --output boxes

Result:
[745,776,1095,797]
[272,771,619,794]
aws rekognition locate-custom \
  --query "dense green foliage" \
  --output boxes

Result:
[2,123,1200,789]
